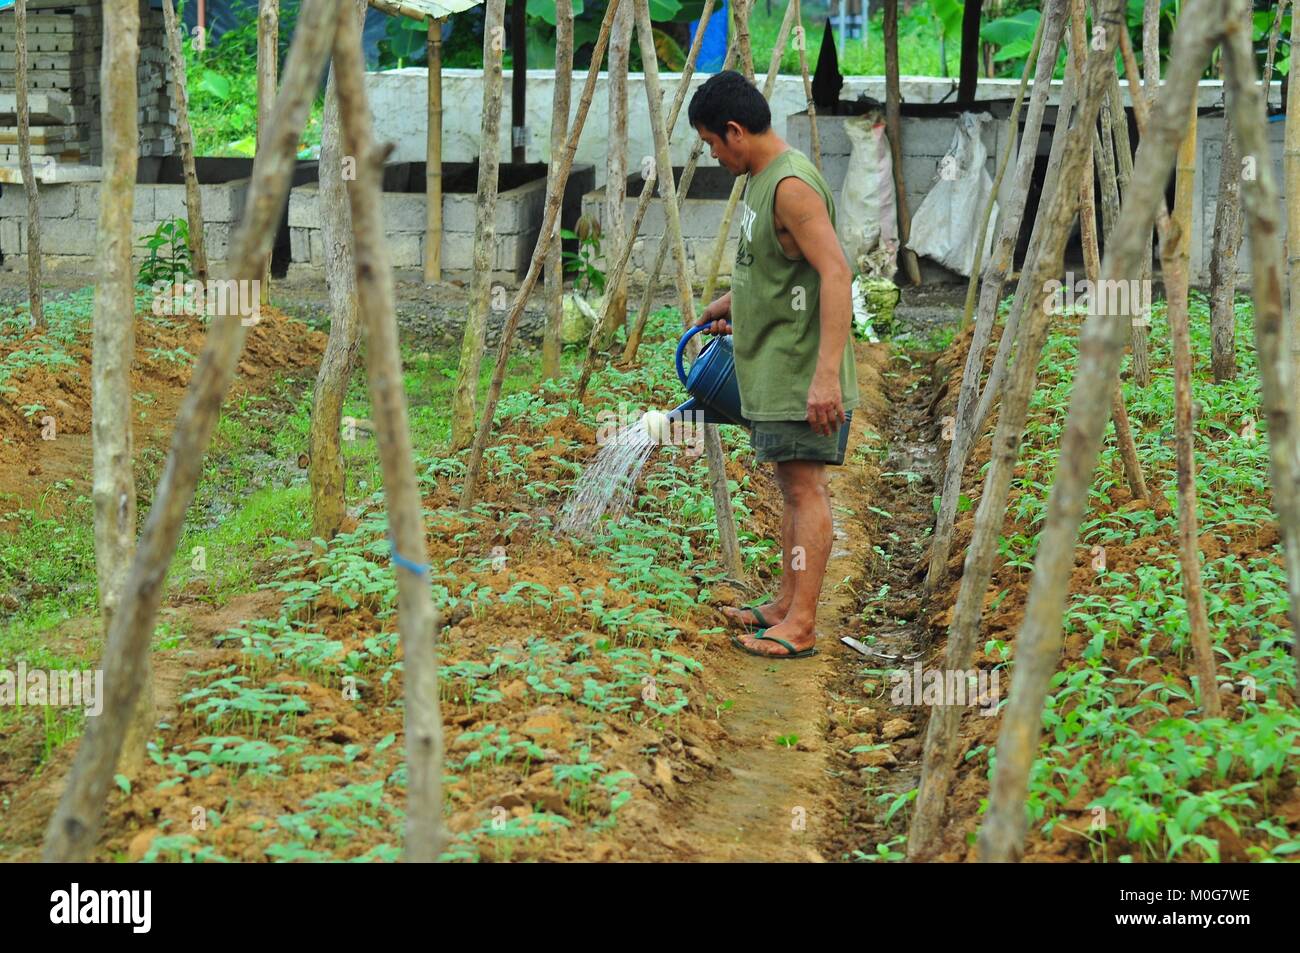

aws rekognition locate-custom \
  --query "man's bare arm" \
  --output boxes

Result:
[775,176,853,435]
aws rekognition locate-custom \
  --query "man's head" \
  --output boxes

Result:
[688,70,772,176]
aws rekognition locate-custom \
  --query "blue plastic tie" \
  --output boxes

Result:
[388,536,430,577]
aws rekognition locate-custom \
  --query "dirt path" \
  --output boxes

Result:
[665,336,949,862]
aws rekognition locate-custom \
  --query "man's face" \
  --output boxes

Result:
[697,123,747,176]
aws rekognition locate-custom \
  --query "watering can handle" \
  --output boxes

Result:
[675,324,708,387]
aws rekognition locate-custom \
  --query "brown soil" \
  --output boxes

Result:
[0,306,326,516]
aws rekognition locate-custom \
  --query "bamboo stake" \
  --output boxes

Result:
[885,0,922,286]
[957,6,1047,333]
[332,1,445,862]
[633,0,742,580]
[92,0,150,779]
[257,0,279,291]
[459,0,624,509]
[576,0,717,395]
[793,0,822,176]
[1165,96,1221,717]
[925,0,1072,591]
[699,0,797,305]
[162,0,208,282]
[42,0,347,862]
[541,0,574,380]
[308,0,365,542]
[603,0,634,342]
[450,0,506,450]
[978,0,1223,863]
[15,0,43,328]
[1286,5,1300,412]
[424,15,444,283]
[907,0,1122,862]
[1222,8,1300,691]
[622,40,738,365]
[734,0,754,79]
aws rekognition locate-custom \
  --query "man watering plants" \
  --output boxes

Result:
[688,70,859,661]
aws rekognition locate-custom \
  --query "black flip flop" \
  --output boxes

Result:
[730,629,818,660]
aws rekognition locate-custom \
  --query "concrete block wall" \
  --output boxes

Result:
[579,167,739,285]
[1192,113,1286,285]
[285,164,594,281]
[0,178,247,271]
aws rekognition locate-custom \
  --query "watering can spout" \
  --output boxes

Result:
[666,396,734,427]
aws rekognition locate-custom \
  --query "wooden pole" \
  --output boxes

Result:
[578,0,717,394]
[162,0,209,283]
[1286,5,1300,411]
[978,0,1222,863]
[925,0,1072,591]
[511,0,526,164]
[257,0,280,291]
[1222,7,1300,690]
[424,16,445,283]
[907,0,1120,861]
[957,0,983,104]
[700,0,797,305]
[622,35,736,365]
[633,0,743,580]
[884,0,921,285]
[450,0,506,450]
[93,0,149,779]
[308,0,366,542]
[541,0,574,380]
[42,0,348,863]
[459,0,625,509]
[15,0,43,329]
[603,0,634,342]
[332,0,446,862]
[793,0,822,175]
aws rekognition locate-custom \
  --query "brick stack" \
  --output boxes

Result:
[0,0,175,168]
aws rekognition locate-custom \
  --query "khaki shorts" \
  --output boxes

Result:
[751,414,851,466]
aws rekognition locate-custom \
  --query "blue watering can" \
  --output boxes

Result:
[667,325,852,459]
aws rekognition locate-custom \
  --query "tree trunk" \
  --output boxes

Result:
[1165,101,1221,716]
[907,0,1121,862]
[734,0,754,79]
[885,0,922,285]
[1070,0,1100,282]
[977,0,1222,863]
[162,0,209,283]
[257,0,279,291]
[541,0,573,380]
[424,16,444,283]
[43,0,347,863]
[450,0,506,450]
[93,0,149,779]
[331,1,446,862]
[1129,0,1161,388]
[16,0,44,328]
[793,0,822,176]
[308,1,366,543]
[602,0,633,342]
[459,0,624,508]
[925,0,1070,591]
[1222,8,1300,691]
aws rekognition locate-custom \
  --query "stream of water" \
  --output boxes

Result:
[557,422,659,537]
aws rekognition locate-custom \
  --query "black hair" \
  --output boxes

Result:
[687,70,772,139]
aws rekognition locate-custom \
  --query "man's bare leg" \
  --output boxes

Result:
[740,460,830,655]
[723,483,795,627]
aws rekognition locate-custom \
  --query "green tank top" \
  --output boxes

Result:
[730,148,860,422]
